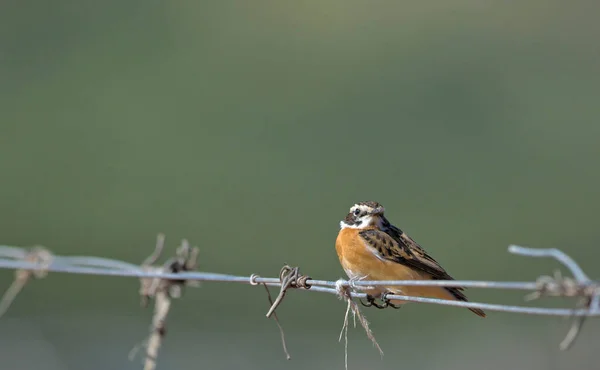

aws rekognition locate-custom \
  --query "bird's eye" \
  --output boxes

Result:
[353,209,361,216]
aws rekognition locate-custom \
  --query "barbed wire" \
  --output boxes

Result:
[0,238,598,369]
[0,244,597,316]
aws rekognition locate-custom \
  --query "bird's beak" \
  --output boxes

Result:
[370,207,385,215]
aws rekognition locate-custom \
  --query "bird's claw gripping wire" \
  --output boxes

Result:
[360,293,401,309]
[381,292,401,309]
[360,294,382,308]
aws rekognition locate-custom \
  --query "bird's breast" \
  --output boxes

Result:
[336,228,382,279]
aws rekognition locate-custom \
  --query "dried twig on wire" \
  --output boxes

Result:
[335,278,383,370]
[129,235,200,370]
[0,246,52,319]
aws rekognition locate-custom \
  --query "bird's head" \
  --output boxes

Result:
[340,201,386,229]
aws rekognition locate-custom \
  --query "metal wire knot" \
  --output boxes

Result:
[265,265,311,318]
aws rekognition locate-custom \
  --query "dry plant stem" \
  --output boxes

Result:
[559,297,589,351]
[0,247,52,319]
[130,235,200,369]
[143,233,166,266]
[561,292,600,350]
[144,290,171,370]
[0,270,31,318]
[561,304,593,350]
[338,297,355,370]
[336,280,383,370]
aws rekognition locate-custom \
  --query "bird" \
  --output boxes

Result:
[335,201,486,317]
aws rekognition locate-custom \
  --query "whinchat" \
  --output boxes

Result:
[335,201,485,317]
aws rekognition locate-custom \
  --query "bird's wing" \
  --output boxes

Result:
[359,226,487,317]
[358,227,456,282]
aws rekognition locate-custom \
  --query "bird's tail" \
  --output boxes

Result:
[444,286,486,318]
[468,306,486,318]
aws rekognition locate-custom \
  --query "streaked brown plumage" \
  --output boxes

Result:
[335,201,485,317]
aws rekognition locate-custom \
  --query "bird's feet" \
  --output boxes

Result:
[359,293,401,309]
[360,294,386,309]
[381,292,401,309]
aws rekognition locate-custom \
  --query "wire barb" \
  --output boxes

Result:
[508,245,599,350]
[265,265,311,318]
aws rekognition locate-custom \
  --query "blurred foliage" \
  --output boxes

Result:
[1,1,599,369]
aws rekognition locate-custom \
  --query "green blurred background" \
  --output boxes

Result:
[1,1,599,369]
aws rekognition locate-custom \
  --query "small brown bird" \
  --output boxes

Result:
[335,201,485,317]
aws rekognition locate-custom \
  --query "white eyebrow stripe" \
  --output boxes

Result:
[350,204,373,215]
